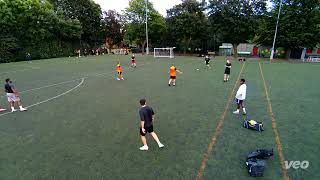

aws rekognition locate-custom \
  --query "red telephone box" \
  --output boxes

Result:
[306,48,312,54]
[252,47,258,56]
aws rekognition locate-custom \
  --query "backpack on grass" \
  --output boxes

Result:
[245,149,274,177]
[247,149,274,159]
[243,119,264,131]
[246,158,266,177]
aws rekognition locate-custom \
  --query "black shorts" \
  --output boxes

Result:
[170,76,176,79]
[117,72,122,75]
[235,98,244,105]
[224,69,230,75]
[140,125,154,136]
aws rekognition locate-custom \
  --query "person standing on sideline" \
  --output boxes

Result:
[138,99,164,151]
[168,64,183,86]
[26,52,32,63]
[204,55,211,69]
[5,78,27,112]
[224,59,232,82]
[233,78,247,115]
[76,48,81,58]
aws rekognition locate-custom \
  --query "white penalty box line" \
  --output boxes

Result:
[0,62,149,117]
[1,62,146,97]
[0,78,85,117]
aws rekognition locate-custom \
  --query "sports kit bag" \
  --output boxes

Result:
[246,158,266,177]
[245,149,274,177]
[243,119,264,131]
[247,149,274,159]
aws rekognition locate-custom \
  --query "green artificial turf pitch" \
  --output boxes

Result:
[0,55,319,180]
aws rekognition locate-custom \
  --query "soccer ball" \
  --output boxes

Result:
[196,68,199,71]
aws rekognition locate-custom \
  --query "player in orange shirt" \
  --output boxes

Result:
[116,62,124,80]
[168,64,183,86]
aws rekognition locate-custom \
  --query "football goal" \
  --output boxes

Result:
[154,48,175,58]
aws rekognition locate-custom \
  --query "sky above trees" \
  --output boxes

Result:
[93,0,272,16]
[1,0,317,63]
[93,0,183,16]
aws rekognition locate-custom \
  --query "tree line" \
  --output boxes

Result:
[0,0,319,62]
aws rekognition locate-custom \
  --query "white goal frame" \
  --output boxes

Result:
[154,48,175,58]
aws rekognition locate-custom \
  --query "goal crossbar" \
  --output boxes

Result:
[154,48,175,58]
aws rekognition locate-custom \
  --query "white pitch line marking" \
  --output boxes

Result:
[0,78,84,117]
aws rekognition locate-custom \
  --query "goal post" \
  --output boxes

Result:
[154,48,175,58]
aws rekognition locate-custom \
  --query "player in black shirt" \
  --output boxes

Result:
[4,78,27,112]
[204,55,211,69]
[224,59,232,82]
[138,98,164,151]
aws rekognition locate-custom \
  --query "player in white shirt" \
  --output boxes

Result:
[233,78,247,115]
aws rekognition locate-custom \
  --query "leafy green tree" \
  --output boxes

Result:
[102,10,124,53]
[124,0,166,54]
[0,0,82,62]
[208,0,268,57]
[255,0,320,58]
[166,0,208,54]
[49,0,102,47]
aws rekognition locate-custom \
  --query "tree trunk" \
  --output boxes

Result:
[183,47,187,55]
[108,47,112,54]
[300,48,306,60]
[187,36,192,55]
[105,37,113,54]
[232,43,238,59]
[141,43,145,55]
[182,36,187,55]
[141,40,146,55]
[285,48,291,59]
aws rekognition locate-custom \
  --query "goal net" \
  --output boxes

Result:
[154,48,175,58]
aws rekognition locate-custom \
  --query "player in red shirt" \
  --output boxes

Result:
[131,54,137,68]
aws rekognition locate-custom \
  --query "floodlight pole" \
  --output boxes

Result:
[145,0,149,55]
[270,0,283,61]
